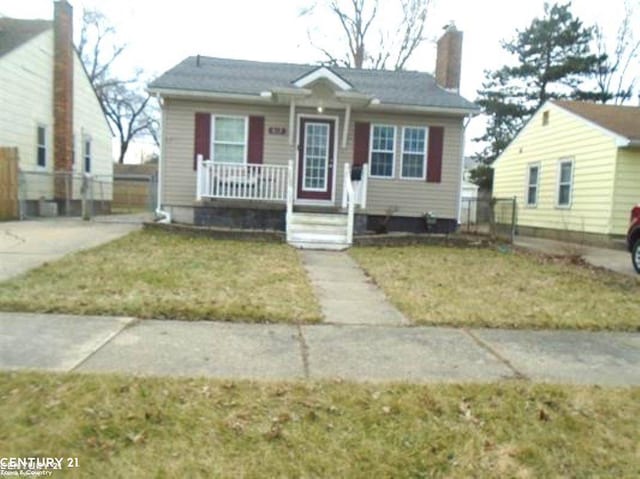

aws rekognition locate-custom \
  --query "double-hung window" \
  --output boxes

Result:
[370,125,395,178]
[36,125,46,167]
[83,137,92,173]
[526,163,540,207]
[401,127,427,179]
[212,116,247,164]
[557,158,573,207]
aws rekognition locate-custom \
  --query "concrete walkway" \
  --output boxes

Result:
[1,312,639,386]
[300,250,408,326]
[514,235,636,277]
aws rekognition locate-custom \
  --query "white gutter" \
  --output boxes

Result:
[367,102,479,117]
[147,87,275,104]
[153,93,171,223]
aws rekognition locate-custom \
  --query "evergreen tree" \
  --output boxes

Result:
[471,2,604,189]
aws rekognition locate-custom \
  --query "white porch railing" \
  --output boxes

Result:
[196,154,292,202]
[341,163,368,209]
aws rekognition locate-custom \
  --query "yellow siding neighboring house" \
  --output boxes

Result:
[612,147,640,233]
[493,100,640,238]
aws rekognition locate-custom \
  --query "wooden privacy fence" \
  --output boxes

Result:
[0,147,19,220]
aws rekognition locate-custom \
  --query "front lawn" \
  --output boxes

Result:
[1,372,638,478]
[0,230,322,323]
[351,245,640,331]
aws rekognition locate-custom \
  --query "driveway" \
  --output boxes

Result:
[0,216,144,282]
[514,236,637,277]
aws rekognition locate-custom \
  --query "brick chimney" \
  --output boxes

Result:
[53,0,74,200]
[435,24,463,92]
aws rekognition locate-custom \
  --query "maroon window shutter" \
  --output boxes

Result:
[353,122,370,166]
[194,113,211,170]
[247,116,265,164]
[427,126,444,183]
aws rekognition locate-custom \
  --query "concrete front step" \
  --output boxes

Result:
[289,212,348,226]
[288,240,350,251]
[288,231,348,244]
[288,223,347,236]
[287,211,351,250]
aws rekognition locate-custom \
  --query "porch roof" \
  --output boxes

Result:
[148,56,478,114]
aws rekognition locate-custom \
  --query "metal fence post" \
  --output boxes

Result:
[81,173,89,220]
[510,196,517,244]
[64,173,71,216]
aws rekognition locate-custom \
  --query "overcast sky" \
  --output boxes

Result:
[1,0,637,156]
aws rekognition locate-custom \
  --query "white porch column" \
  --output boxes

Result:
[288,99,296,146]
[342,104,351,148]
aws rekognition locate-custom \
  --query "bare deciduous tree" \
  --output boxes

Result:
[304,0,433,70]
[591,1,639,104]
[77,8,158,163]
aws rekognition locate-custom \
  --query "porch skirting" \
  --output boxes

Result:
[194,202,286,231]
[166,202,457,235]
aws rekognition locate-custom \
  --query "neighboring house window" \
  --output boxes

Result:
[36,125,46,167]
[526,164,540,207]
[83,137,92,173]
[370,125,395,178]
[401,127,427,180]
[557,158,573,207]
[212,115,247,164]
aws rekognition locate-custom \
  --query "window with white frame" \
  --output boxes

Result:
[212,116,247,164]
[401,127,427,179]
[370,125,395,177]
[83,137,92,173]
[526,164,540,206]
[36,125,46,167]
[557,159,573,207]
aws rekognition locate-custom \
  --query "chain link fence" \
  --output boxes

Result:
[18,170,113,219]
[459,196,517,243]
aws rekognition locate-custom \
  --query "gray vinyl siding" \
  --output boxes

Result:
[162,98,294,206]
[161,98,464,219]
[352,112,463,219]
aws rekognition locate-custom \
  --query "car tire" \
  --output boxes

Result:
[633,239,640,274]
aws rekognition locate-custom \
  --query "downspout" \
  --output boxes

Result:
[154,92,171,223]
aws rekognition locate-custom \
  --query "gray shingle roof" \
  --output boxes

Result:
[149,56,478,112]
[0,17,51,58]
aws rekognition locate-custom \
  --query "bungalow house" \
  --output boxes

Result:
[492,100,640,244]
[148,26,478,249]
[0,0,112,216]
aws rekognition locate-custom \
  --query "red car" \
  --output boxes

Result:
[628,205,640,274]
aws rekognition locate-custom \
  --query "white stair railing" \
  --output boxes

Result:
[286,159,294,238]
[343,163,355,245]
[342,163,368,209]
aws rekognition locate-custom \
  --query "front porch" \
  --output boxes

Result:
[194,157,368,249]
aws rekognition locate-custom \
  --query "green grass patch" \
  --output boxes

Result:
[350,245,640,331]
[0,230,321,323]
[1,372,638,477]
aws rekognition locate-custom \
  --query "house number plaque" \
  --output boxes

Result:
[268,127,287,135]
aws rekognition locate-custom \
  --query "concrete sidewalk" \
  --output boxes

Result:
[1,312,639,386]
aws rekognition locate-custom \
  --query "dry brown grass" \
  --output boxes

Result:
[1,371,638,478]
[350,245,640,330]
[0,230,321,323]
